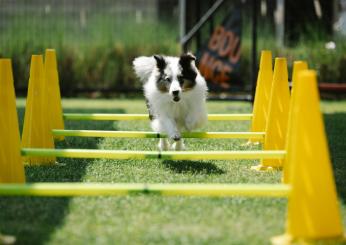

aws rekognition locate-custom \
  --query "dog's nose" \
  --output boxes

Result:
[172,90,180,96]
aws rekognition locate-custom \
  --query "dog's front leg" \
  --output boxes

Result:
[152,117,179,151]
[171,124,186,151]
[160,117,181,141]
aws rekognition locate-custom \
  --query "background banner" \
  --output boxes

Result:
[197,7,242,92]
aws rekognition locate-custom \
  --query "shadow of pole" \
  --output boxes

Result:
[162,160,225,175]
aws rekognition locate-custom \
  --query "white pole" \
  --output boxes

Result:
[275,0,285,47]
[179,0,186,48]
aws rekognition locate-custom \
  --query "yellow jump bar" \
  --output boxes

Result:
[21,148,286,160]
[52,130,265,140]
[63,113,253,121]
[0,183,291,197]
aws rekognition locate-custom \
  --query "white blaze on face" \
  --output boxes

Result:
[169,79,181,94]
[167,58,182,102]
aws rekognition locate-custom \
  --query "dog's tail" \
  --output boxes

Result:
[133,56,156,83]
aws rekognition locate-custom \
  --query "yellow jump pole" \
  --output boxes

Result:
[52,129,265,140]
[0,59,25,183]
[272,71,345,244]
[0,183,291,197]
[63,113,253,121]
[21,148,286,161]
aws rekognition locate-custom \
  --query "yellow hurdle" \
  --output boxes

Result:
[45,49,65,141]
[52,129,265,140]
[0,183,290,197]
[63,113,253,121]
[21,55,56,165]
[21,148,286,160]
[0,59,25,183]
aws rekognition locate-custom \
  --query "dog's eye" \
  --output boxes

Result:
[164,77,171,82]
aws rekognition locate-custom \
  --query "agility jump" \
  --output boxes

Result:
[0,51,345,243]
[19,50,300,171]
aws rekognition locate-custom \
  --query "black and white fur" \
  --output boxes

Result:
[133,53,208,151]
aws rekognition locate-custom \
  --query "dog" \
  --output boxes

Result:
[133,53,208,151]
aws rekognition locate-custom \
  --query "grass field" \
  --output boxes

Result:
[0,98,346,245]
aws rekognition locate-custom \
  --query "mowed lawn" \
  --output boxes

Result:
[0,98,345,245]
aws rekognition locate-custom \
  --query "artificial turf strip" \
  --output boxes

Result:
[0,98,345,245]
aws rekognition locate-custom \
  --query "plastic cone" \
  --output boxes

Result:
[249,50,273,143]
[272,70,345,244]
[0,59,25,183]
[21,55,56,165]
[282,61,308,183]
[45,49,64,141]
[252,58,290,170]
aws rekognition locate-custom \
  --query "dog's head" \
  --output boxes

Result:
[154,53,197,102]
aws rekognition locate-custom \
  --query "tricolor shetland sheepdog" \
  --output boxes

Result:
[133,53,208,151]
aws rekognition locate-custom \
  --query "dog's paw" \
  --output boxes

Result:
[170,132,181,141]
[158,139,170,151]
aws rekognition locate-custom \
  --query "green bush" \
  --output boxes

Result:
[0,16,180,94]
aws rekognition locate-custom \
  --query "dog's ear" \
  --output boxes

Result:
[181,52,196,61]
[179,52,196,69]
[153,55,166,71]
[179,52,197,81]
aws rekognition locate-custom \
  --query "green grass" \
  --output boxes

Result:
[1,98,346,245]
